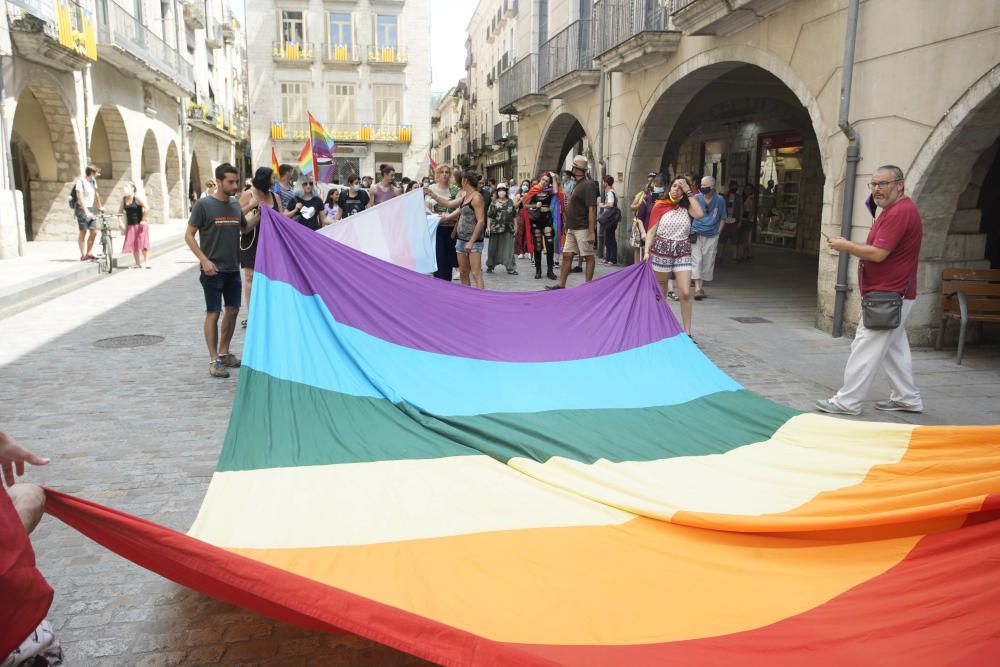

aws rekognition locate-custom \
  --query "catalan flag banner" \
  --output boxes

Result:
[43,206,1000,665]
[308,112,337,184]
[296,139,313,181]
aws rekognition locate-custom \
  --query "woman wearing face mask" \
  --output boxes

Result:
[514,179,531,259]
[119,181,150,268]
[526,173,557,280]
[644,174,704,338]
[238,167,281,328]
[337,175,369,217]
[486,184,518,275]
[426,169,487,288]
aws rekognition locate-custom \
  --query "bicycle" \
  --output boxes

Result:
[96,212,121,274]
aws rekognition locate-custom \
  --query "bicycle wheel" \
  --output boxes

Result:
[102,235,114,274]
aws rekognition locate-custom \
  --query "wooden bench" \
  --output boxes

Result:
[935,268,1000,364]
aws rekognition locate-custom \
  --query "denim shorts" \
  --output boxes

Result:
[199,270,241,312]
[456,238,484,253]
[75,206,96,230]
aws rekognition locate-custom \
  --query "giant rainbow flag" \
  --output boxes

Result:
[44,206,1000,665]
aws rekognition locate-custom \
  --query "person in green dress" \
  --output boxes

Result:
[486,184,518,275]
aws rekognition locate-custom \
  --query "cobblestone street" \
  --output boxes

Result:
[1,243,998,665]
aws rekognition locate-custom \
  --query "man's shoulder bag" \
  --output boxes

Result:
[860,261,908,330]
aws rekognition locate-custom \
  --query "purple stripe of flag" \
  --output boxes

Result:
[254,206,681,362]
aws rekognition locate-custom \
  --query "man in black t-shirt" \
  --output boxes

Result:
[549,155,599,289]
[185,163,254,378]
[338,175,370,217]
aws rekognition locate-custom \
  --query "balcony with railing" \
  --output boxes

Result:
[324,43,361,66]
[272,40,314,65]
[492,119,518,145]
[668,0,795,36]
[97,2,194,96]
[368,45,407,67]
[182,2,205,29]
[498,53,549,116]
[6,0,97,71]
[538,19,598,100]
[205,21,223,49]
[594,0,680,73]
[271,121,412,144]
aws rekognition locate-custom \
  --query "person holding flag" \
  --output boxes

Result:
[525,173,558,280]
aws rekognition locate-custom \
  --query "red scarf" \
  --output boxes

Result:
[648,197,682,228]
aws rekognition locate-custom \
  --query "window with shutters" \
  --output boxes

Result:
[374,15,398,49]
[280,10,305,45]
[328,12,352,47]
[373,84,402,126]
[328,83,355,125]
[280,82,308,122]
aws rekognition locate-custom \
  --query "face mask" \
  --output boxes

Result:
[652,186,664,194]
[700,186,712,195]
[122,186,133,197]
[351,184,359,192]
[521,185,528,192]
[498,192,507,199]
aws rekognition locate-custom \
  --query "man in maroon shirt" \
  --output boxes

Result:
[817,165,924,416]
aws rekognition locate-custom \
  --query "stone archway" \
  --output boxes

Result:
[625,46,834,229]
[189,152,202,207]
[10,76,82,240]
[140,130,165,225]
[164,142,184,219]
[534,111,594,177]
[90,105,132,204]
[905,65,1000,341]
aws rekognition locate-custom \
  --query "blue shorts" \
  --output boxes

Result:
[199,270,241,312]
[456,238,483,254]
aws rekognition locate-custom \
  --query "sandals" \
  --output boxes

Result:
[694,290,706,301]
[241,320,248,329]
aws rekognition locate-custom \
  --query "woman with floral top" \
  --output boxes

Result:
[486,184,518,275]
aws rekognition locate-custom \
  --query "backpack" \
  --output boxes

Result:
[68,181,78,209]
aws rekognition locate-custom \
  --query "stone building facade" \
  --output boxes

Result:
[465,0,519,183]
[246,0,432,183]
[0,0,248,257]
[430,80,469,170]
[498,0,1000,340]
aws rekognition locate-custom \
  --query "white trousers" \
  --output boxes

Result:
[691,233,720,282]
[833,299,923,412]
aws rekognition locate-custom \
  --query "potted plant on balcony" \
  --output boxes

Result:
[186,101,208,120]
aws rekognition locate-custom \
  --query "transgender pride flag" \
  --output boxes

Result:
[42,205,1000,665]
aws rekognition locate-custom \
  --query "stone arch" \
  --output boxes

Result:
[624,45,834,226]
[165,141,184,219]
[90,105,132,207]
[189,151,202,206]
[10,76,83,239]
[534,110,595,177]
[908,65,1000,261]
[140,130,165,224]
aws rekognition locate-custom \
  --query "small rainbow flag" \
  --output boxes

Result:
[271,147,280,175]
[308,112,336,184]
[428,153,438,175]
[296,140,313,181]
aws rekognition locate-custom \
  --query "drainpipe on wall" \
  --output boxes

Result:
[0,55,26,257]
[832,0,861,338]
[597,66,606,183]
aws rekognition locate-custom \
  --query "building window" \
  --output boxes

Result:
[328,83,355,125]
[374,84,402,126]
[374,15,398,49]
[280,10,305,45]
[280,82,308,122]
[328,12,352,47]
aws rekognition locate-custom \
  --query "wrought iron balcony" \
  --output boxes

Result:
[97,2,194,96]
[668,0,795,36]
[271,121,412,144]
[6,0,97,71]
[368,45,407,67]
[538,19,598,100]
[324,43,361,66]
[498,54,549,116]
[272,40,314,65]
[594,0,680,73]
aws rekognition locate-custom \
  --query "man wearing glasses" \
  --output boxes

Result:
[816,165,924,416]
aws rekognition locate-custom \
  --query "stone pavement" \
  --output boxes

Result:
[1,241,997,666]
[0,220,188,318]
